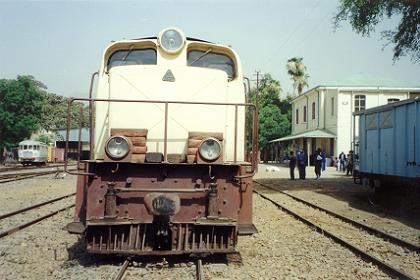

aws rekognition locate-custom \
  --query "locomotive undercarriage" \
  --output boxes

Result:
[86,222,236,255]
[69,161,254,255]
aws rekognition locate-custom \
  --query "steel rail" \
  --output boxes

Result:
[0,170,54,180]
[196,259,203,280]
[0,204,75,239]
[0,193,75,220]
[0,171,55,183]
[0,167,77,184]
[254,180,420,254]
[253,188,416,280]
[0,163,77,174]
[113,259,130,280]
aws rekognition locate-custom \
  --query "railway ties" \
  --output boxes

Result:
[253,180,420,280]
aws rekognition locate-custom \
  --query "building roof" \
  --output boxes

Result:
[292,74,420,102]
[270,129,336,143]
[325,74,420,88]
[55,128,90,142]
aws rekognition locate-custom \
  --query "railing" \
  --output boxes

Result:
[64,97,258,177]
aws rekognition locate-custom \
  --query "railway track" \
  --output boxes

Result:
[0,166,77,184]
[0,193,75,239]
[111,258,205,280]
[253,180,420,280]
[0,163,73,173]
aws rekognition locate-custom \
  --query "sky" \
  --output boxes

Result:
[0,0,419,98]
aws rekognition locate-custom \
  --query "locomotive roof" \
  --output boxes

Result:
[131,36,213,44]
[19,140,47,146]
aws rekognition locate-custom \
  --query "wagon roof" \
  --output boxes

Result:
[19,140,46,145]
[354,97,420,116]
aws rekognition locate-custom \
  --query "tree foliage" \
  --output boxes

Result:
[246,74,292,156]
[39,92,89,131]
[286,57,309,95]
[335,0,420,62]
[0,76,44,154]
[0,76,89,162]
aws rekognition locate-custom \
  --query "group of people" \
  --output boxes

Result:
[335,151,354,175]
[289,149,355,180]
[288,149,326,180]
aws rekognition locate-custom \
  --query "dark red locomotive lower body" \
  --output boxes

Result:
[66,161,256,255]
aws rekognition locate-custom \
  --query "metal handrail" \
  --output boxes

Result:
[64,97,258,177]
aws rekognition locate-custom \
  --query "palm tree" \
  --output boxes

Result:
[286,57,309,95]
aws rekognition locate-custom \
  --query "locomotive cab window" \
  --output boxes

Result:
[107,48,157,70]
[187,50,235,80]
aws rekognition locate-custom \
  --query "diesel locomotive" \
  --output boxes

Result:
[65,27,258,256]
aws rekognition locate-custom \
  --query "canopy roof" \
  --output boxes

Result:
[270,129,336,143]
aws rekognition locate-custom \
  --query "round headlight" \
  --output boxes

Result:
[105,136,130,159]
[158,27,186,54]
[199,138,221,161]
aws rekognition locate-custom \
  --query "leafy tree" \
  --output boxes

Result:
[286,57,309,95]
[0,76,44,160]
[335,0,420,62]
[246,74,292,162]
[36,134,52,145]
[39,92,89,131]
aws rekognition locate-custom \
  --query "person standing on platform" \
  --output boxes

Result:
[314,148,323,179]
[346,150,354,175]
[339,152,346,172]
[297,149,306,179]
[321,150,326,172]
[289,151,296,180]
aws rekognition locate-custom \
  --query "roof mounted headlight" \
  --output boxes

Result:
[158,27,186,54]
[199,138,221,161]
[105,136,130,160]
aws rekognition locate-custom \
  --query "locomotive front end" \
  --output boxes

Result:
[65,28,257,255]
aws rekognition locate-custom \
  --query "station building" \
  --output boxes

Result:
[269,75,420,165]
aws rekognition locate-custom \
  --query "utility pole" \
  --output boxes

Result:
[253,70,261,169]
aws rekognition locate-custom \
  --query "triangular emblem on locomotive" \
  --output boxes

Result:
[162,69,175,82]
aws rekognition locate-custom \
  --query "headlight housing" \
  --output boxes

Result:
[198,138,221,161]
[158,27,186,54]
[105,136,130,159]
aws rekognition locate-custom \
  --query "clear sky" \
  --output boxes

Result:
[0,0,419,98]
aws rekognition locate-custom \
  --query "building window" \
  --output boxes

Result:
[296,109,299,124]
[312,102,316,119]
[331,97,334,115]
[303,106,307,122]
[387,98,399,104]
[354,95,366,112]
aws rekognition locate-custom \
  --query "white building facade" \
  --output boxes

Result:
[271,81,420,164]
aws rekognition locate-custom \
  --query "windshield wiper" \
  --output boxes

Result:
[122,45,135,64]
[189,48,212,66]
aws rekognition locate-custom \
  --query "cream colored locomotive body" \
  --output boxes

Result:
[94,30,246,162]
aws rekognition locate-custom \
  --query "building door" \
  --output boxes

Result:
[329,139,335,157]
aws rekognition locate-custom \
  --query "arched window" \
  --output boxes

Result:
[296,109,299,124]
[303,106,307,122]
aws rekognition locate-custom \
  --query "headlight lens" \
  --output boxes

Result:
[106,136,130,159]
[199,138,221,161]
[158,27,185,54]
